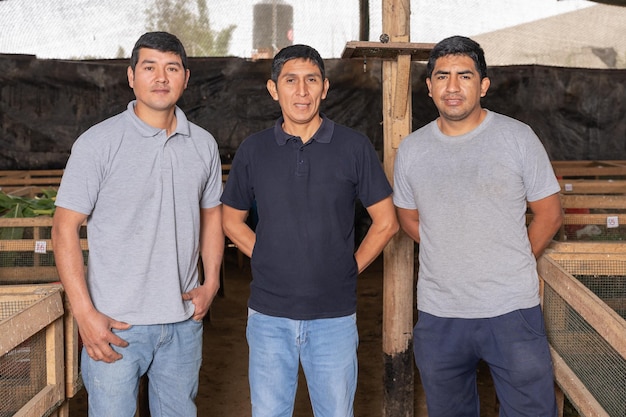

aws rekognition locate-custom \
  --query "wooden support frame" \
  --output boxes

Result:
[342,3,435,414]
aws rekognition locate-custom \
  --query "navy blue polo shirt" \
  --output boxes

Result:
[221,115,392,320]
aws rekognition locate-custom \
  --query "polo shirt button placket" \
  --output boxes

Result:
[296,144,307,177]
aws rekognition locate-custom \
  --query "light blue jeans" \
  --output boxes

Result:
[81,318,203,417]
[246,309,358,417]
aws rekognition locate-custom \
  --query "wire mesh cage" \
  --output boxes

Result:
[539,243,626,417]
[561,212,626,242]
[0,285,65,417]
[0,217,88,285]
[0,330,47,416]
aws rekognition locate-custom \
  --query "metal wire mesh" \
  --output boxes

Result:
[0,300,32,320]
[0,223,88,284]
[543,257,626,417]
[562,214,626,242]
[0,330,47,417]
[0,224,58,284]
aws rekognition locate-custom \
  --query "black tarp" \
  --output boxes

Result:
[1,54,625,169]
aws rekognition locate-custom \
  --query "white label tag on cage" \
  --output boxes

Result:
[34,240,47,254]
[606,216,619,229]
[564,183,573,192]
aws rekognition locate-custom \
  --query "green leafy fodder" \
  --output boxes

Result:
[0,190,57,264]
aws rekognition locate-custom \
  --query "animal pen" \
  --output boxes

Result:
[0,173,82,417]
[2,162,626,417]
[539,242,626,417]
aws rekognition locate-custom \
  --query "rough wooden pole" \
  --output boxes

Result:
[381,0,415,416]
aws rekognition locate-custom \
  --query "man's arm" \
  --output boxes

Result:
[183,205,224,320]
[222,204,256,258]
[396,207,421,243]
[527,192,563,258]
[51,206,130,363]
[354,196,399,273]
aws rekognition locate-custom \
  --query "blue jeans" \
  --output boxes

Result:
[414,306,558,417]
[81,318,203,417]
[246,310,358,417]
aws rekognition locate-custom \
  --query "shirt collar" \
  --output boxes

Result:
[126,100,191,139]
[274,113,334,145]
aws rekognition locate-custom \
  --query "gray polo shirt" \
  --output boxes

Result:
[55,101,222,325]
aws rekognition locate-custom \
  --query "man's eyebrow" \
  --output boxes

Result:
[138,58,183,67]
[280,72,321,78]
[433,69,475,75]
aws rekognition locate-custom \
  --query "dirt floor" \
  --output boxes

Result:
[68,250,574,416]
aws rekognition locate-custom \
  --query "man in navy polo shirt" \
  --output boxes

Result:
[221,44,398,417]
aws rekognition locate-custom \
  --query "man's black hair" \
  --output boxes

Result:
[271,44,325,82]
[426,36,488,79]
[130,31,188,71]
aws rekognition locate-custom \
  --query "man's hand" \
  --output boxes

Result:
[182,279,220,321]
[76,309,131,363]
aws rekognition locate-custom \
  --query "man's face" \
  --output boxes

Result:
[426,54,490,123]
[127,47,190,115]
[266,58,329,129]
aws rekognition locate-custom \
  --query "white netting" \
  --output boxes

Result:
[0,0,624,68]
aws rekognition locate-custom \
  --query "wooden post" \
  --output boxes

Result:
[381,1,414,416]
[342,5,432,415]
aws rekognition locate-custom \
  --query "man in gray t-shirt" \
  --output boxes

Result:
[52,32,223,416]
[393,36,563,417]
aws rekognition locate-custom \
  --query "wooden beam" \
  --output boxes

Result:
[342,3,434,415]
[341,41,433,61]
[381,1,416,416]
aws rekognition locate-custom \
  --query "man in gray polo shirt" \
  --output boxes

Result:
[52,32,223,417]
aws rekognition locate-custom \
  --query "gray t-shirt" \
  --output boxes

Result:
[393,110,560,318]
[55,101,222,325]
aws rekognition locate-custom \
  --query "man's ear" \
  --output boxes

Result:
[321,78,330,100]
[184,68,190,90]
[127,66,134,89]
[266,79,278,101]
[426,77,432,98]
[480,77,490,98]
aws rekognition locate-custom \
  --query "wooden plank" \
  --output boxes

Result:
[0,283,62,294]
[12,384,64,417]
[561,213,626,225]
[46,315,64,387]
[552,160,626,178]
[547,241,626,253]
[550,346,610,417]
[548,252,626,263]
[0,169,64,177]
[560,194,626,209]
[0,239,88,252]
[0,217,55,227]
[0,267,61,283]
[62,293,82,398]
[559,179,626,194]
[545,254,626,276]
[0,186,58,197]
[392,54,411,120]
[341,41,434,61]
[0,177,62,186]
[0,289,64,356]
